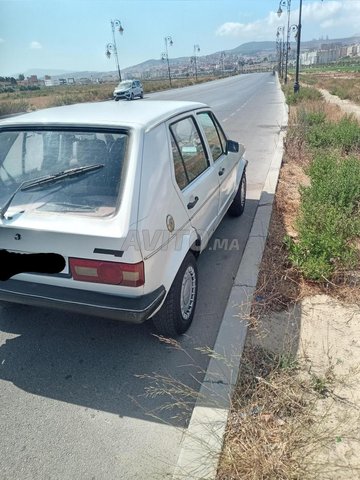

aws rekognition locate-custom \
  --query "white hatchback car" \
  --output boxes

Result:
[0,100,247,336]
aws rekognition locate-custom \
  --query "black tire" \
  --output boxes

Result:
[152,252,198,336]
[131,93,134,100]
[114,97,120,102]
[228,171,246,217]
[140,92,144,99]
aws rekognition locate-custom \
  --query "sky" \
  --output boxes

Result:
[0,0,359,76]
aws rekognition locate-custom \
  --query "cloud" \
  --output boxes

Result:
[320,19,335,29]
[215,0,360,41]
[30,41,42,50]
[216,12,287,41]
[301,1,342,21]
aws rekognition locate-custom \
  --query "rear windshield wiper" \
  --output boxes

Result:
[0,163,104,219]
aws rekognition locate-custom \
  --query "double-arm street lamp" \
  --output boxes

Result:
[277,0,291,84]
[277,0,302,93]
[161,35,174,87]
[192,44,200,81]
[106,19,124,82]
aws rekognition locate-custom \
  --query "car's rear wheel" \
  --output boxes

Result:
[228,171,246,217]
[140,92,144,99]
[152,252,198,336]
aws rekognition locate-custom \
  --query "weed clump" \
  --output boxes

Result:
[284,91,360,282]
[286,86,323,105]
[286,153,360,280]
[305,115,360,153]
[0,101,29,116]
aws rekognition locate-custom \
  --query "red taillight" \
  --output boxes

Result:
[69,258,144,287]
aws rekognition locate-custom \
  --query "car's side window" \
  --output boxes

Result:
[170,132,189,190]
[197,112,226,161]
[170,116,209,186]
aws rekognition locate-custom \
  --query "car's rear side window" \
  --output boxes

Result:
[0,129,129,217]
[197,112,226,161]
[170,116,209,188]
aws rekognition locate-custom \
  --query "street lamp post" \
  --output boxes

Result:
[193,44,200,81]
[277,0,291,84]
[276,26,285,79]
[162,36,173,87]
[220,51,226,76]
[275,33,281,76]
[106,19,124,82]
[293,0,303,93]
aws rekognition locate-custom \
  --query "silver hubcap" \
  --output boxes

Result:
[180,266,196,320]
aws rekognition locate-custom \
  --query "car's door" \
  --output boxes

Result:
[197,111,238,216]
[169,115,219,248]
[133,81,138,96]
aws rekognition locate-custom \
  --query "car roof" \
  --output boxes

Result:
[0,100,208,132]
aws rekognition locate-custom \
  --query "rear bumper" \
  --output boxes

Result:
[0,279,166,323]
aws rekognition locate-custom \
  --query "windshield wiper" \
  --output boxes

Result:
[0,163,104,219]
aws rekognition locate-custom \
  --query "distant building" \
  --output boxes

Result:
[301,41,360,65]
[24,75,40,85]
[44,76,60,87]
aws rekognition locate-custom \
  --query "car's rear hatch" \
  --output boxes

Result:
[0,212,143,293]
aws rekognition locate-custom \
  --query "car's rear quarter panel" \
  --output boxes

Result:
[137,123,197,297]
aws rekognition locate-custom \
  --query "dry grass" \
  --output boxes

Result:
[0,75,219,115]
[301,73,360,105]
[217,341,360,480]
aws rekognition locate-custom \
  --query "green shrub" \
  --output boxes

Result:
[286,153,360,280]
[305,153,360,210]
[286,86,323,105]
[306,115,360,153]
[298,108,326,126]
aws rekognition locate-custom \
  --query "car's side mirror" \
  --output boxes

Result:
[226,140,239,153]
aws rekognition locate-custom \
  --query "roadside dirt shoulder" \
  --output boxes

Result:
[217,89,360,479]
[251,295,360,479]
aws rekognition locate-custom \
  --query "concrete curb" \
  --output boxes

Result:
[172,88,288,480]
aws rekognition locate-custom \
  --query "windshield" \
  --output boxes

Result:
[0,129,129,217]
[117,81,132,89]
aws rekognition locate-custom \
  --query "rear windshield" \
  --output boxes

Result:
[0,129,129,217]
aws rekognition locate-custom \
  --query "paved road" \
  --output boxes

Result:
[0,73,285,480]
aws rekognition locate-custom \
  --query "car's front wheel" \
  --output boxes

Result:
[152,252,198,336]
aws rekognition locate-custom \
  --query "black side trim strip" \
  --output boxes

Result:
[93,248,124,257]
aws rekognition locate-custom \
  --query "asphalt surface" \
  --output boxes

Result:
[0,73,285,480]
